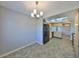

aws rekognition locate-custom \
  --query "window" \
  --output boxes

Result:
[48,16,67,22]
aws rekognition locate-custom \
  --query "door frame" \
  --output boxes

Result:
[74,9,79,57]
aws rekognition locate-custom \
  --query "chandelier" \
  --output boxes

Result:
[31,1,44,18]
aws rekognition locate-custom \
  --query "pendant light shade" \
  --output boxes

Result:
[36,14,40,18]
[40,11,43,16]
[33,9,37,14]
[31,13,34,17]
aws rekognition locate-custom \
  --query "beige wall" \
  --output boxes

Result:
[0,6,37,55]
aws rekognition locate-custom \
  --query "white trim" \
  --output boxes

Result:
[0,41,36,58]
[36,41,43,45]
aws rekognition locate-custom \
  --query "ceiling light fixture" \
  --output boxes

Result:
[31,1,44,18]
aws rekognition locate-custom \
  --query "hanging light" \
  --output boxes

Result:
[31,13,34,17]
[33,9,37,14]
[31,1,44,18]
[36,14,40,18]
[40,11,43,16]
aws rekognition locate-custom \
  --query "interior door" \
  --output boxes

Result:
[43,24,49,44]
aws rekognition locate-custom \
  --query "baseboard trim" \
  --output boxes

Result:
[0,41,36,58]
[36,41,43,45]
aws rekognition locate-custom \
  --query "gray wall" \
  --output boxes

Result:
[0,6,37,55]
[36,19,43,45]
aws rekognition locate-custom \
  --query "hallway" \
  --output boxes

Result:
[3,38,75,58]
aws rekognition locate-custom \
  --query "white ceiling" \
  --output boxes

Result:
[0,1,79,18]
